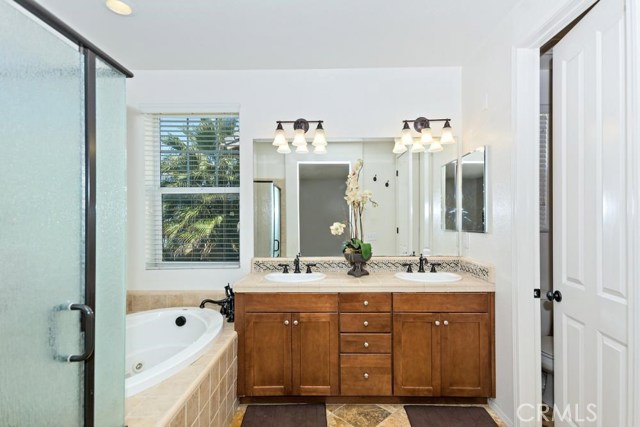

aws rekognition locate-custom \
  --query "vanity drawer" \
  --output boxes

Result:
[393,293,490,313]
[242,293,338,312]
[340,354,392,396]
[339,293,391,313]
[340,313,391,333]
[340,333,391,354]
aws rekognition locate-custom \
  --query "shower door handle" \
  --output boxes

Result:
[66,303,95,363]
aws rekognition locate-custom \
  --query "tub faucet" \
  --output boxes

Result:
[199,284,234,322]
[293,253,301,274]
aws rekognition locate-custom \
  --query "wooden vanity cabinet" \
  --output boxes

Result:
[237,294,339,397]
[393,293,494,398]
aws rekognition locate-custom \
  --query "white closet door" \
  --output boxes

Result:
[552,0,628,425]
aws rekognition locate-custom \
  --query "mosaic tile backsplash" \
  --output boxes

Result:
[252,256,494,282]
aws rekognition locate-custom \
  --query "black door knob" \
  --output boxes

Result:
[546,290,562,302]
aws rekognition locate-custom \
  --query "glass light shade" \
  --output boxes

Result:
[440,122,455,144]
[295,143,309,153]
[273,127,286,146]
[292,128,307,146]
[312,128,327,146]
[428,141,444,153]
[420,127,433,144]
[392,140,408,154]
[106,0,132,15]
[314,145,327,154]
[411,141,426,153]
[401,127,413,146]
[277,143,291,154]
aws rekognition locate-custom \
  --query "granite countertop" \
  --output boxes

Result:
[234,271,495,293]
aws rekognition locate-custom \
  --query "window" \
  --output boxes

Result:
[145,113,240,268]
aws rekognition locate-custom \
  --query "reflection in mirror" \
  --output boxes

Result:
[461,147,487,233]
[442,160,457,231]
[253,138,460,257]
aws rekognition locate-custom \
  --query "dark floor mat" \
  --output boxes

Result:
[241,404,327,427]
[405,405,498,427]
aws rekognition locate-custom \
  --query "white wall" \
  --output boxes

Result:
[126,67,461,290]
[460,0,589,424]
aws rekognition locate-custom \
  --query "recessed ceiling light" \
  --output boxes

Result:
[106,0,132,16]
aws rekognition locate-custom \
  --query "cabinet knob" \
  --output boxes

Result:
[435,321,440,326]
[363,342,369,348]
[363,300,369,306]
[363,373,369,380]
[284,320,289,326]
[443,320,449,326]
[363,321,369,327]
[293,320,299,326]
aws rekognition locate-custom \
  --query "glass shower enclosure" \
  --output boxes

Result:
[0,1,131,425]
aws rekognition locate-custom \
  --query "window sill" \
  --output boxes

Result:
[145,262,241,270]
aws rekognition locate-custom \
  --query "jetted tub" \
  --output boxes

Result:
[125,307,223,397]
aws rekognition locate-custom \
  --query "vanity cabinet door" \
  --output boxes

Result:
[393,313,441,396]
[245,313,292,396]
[440,313,491,397]
[291,312,339,395]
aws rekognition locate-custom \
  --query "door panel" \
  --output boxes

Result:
[245,313,292,396]
[0,2,85,425]
[393,313,440,396]
[292,313,339,395]
[440,313,490,397]
[553,0,628,424]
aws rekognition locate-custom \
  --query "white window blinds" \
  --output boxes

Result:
[540,113,550,232]
[144,113,240,268]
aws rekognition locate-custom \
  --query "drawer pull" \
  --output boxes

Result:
[363,300,369,306]
[363,321,369,327]
[443,320,449,326]
[293,320,299,326]
[363,373,369,379]
[435,321,440,326]
[363,342,369,348]
[284,320,289,326]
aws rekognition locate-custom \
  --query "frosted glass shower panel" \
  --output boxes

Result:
[0,1,85,425]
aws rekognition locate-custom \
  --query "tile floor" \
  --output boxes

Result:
[229,403,507,427]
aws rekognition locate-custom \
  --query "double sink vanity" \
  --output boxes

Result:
[234,256,495,402]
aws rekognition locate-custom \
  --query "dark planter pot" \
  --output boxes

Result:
[344,252,370,277]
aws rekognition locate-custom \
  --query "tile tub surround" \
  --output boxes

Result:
[125,323,238,427]
[252,256,495,283]
[127,291,227,314]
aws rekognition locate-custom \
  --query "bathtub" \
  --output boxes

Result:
[125,307,223,397]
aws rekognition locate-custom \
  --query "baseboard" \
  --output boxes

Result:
[488,399,514,427]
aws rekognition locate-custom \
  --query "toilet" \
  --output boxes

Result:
[541,335,554,406]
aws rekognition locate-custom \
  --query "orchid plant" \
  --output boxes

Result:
[330,159,377,261]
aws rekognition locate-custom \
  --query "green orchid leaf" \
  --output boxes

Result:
[361,242,372,261]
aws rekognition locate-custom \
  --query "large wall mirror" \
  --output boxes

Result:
[253,138,460,257]
[461,146,487,233]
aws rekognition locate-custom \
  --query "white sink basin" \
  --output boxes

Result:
[265,272,327,283]
[395,272,462,283]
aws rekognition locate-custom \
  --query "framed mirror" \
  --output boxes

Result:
[253,138,460,257]
[461,146,487,233]
[442,160,457,231]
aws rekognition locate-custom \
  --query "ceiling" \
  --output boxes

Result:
[36,0,517,71]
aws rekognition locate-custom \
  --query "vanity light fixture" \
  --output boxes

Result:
[272,119,327,154]
[105,0,132,15]
[395,117,455,154]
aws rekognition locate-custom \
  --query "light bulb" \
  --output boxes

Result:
[412,141,426,153]
[428,141,444,153]
[392,140,408,154]
[272,123,286,146]
[292,128,307,147]
[295,143,309,154]
[106,0,132,15]
[312,123,327,146]
[277,143,291,154]
[420,127,433,144]
[440,120,455,144]
[314,145,327,154]
[400,121,413,146]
